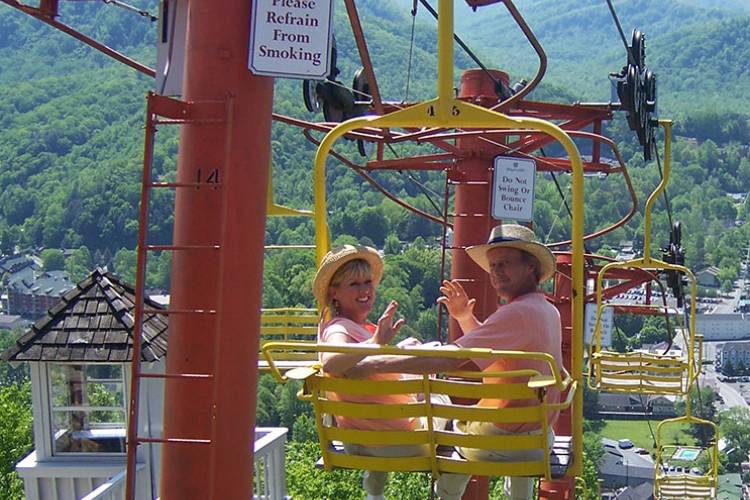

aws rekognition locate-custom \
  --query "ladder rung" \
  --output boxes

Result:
[148,181,224,189]
[146,244,220,251]
[154,118,224,125]
[144,308,217,315]
[137,437,211,445]
[138,372,214,380]
[264,245,315,250]
[444,246,469,250]
[448,180,490,185]
[450,213,488,217]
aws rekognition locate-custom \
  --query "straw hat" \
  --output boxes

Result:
[466,224,556,283]
[312,245,384,305]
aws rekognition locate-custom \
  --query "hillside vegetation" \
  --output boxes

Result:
[453,0,750,115]
[2,1,750,498]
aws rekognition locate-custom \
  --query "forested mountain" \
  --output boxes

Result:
[3,2,750,497]
[0,0,748,300]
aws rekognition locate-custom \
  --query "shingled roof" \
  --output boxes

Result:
[0,268,168,363]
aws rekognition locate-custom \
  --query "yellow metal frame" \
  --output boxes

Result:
[653,410,719,499]
[310,0,585,476]
[263,342,575,480]
[259,160,323,370]
[588,121,700,395]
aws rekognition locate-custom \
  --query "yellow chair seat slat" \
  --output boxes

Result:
[257,359,318,373]
[593,352,686,365]
[596,362,687,374]
[318,377,425,395]
[258,351,318,361]
[437,456,546,477]
[324,428,430,447]
[435,431,544,450]
[430,379,539,399]
[327,453,433,473]
[431,404,542,424]
[596,383,685,395]
[262,314,318,321]
[597,372,684,382]
[319,400,427,419]
[261,325,318,334]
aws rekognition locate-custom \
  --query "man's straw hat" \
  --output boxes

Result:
[312,245,384,305]
[466,224,556,283]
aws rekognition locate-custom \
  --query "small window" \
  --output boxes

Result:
[48,364,127,455]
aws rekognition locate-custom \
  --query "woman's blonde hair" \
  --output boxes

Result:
[326,258,372,315]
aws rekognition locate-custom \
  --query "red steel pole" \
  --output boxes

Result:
[160,1,272,498]
[450,68,509,500]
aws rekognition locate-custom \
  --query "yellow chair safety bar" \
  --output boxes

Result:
[588,120,700,395]
[310,0,586,476]
[263,342,576,481]
[259,163,328,372]
[654,407,719,499]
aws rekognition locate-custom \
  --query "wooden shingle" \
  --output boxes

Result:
[0,268,169,363]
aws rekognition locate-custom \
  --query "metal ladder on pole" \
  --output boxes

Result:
[124,91,229,500]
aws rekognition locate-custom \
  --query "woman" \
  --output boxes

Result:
[313,244,421,500]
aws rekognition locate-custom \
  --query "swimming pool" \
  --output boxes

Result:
[672,448,700,461]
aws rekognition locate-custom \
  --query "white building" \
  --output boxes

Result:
[696,313,750,341]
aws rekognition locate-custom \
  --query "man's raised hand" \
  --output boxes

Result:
[437,280,476,321]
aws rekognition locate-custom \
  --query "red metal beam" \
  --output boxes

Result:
[0,0,155,77]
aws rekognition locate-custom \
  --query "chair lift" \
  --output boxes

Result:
[266,0,589,486]
[263,342,576,481]
[653,396,719,499]
[588,120,702,395]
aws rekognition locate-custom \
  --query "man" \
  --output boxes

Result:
[347,224,563,500]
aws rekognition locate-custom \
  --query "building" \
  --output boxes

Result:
[599,437,655,490]
[716,340,750,373]
[0,313,28,330]
[696,313,750,341]
[1,255,75,318]
[696,266,721,288]
[1,268,168,500]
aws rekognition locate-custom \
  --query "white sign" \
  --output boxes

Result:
[585,303,614,347]
[492,156,536,221]
[249,0,334,79]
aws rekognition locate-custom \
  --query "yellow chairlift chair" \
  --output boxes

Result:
[588,120,702,396]
[653,398,719,499]
[263,342,576,483]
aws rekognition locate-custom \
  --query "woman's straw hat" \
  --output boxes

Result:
[466,224,556,283]
[312,245,384,305]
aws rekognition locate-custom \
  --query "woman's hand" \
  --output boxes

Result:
[396,337,422,348]
[373,300,405,345]
[436,280,476,321]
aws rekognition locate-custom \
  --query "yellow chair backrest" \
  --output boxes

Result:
[263,342,575,481]
[258,309,319,370]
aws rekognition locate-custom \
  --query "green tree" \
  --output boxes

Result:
[65,245,93,282]
[675,386,720,447]
[0,382,33,499]
[720,406,750,472]
[41,248,65,271]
